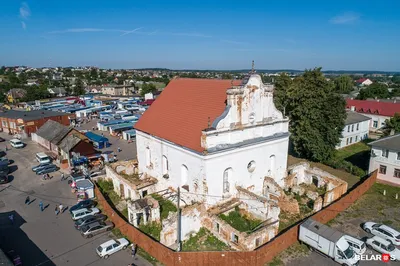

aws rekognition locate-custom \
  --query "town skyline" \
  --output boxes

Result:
[1,1,400,71]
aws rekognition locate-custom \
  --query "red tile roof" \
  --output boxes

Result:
[356,78,368,83]
[346,99,400,117]
[134,78,241,153]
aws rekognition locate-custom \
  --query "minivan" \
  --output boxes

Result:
[345,235,366,254]
[36,152,51,164]
[9,139,24,148]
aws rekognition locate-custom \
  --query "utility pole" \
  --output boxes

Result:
[176,187,181,251]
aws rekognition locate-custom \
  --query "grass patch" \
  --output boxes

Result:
[121,207,128,220]
[268,242,310,265]
[111,228,124,238]
[219,207,262,233]
[335,141,370,161]
[137,247,159,265]
[182,227,230,251]
[96,179,120,205]
[139,222,162,241]
[151,194,177,221]
[383,220,393,225]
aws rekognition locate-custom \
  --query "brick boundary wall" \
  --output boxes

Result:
[95,170,378,266]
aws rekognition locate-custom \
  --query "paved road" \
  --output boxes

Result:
[77,119,137,161]
[0,134,150,266]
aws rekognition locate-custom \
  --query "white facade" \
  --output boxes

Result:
[369,142,400,186]
[361,79,373,86]
[136,74,289,205]
[363,113,390,132]
[337,120,370,149]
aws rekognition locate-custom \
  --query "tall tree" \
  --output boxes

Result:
[140,83,157,96]
[273,73,293,114]
[334,75,354,93]
[356,83,390,100]
[383,113,400,135]
[73,78,85,96]
[277,68,346,162]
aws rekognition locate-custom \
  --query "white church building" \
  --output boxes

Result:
[134,73,289,206]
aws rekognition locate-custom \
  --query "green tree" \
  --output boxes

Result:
[221,73,233,79]
[383,113,400,135]
[334,75,354,93]
[356,83,390,100]
[273,73,293,114]
[277,68,346,162]
[140,83,157,96]
[73,79,86,96]
[391,75,400,84]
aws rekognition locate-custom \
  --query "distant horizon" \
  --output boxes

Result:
[3,65,400,74]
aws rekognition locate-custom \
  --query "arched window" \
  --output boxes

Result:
[162,155,168,176]
[181,164,188,185]
[270,155,276,176]
[145,147,151,167]
[223,168,232,193]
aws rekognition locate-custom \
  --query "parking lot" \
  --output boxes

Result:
[77,118,137,161]
[0,134,150,266]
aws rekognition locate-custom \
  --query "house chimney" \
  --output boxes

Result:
[390,129,395,136]
[350,106,355,111]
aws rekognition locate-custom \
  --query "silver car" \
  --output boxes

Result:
[80,221,114,238]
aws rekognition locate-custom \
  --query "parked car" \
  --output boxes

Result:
[366,236,400,261]
[74,214,107,230]
[36,165,59,175]
[0,161,9,175]
[80,221,114,238]
[0,173,8,184]
[71,207,100,220]
[363,222,400,245]
[9,139,24,148]
[96,238,130,259]
[32,163,52,172]
[0,157,9,164]
[0,137,5,142]
[69,199,97,214]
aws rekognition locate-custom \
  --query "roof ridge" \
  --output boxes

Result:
[369,133,400,145]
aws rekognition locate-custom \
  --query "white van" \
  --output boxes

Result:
[345,235,366,254]
[9,139,24,148]
[36,152,51,164]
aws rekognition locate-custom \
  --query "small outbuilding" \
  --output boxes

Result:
[85,132,109,149]
[75,179,95,199]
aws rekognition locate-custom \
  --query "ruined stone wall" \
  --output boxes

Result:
[202,215,278,251]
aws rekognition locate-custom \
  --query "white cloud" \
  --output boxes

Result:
[21,21,26,30]
[330,12,360,24]
[120,27,144,36]
[19,2,31,19]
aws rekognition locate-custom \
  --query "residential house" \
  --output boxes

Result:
[368,134,400,186]
[58,133,96,167]
[0,110,74,138]
[26,79,39,86]
[7,88,27,103]
[48,87,67,97]
[346,99,400,132]
[337,111,370,149]
[101,85,134,96]
[52,72,63,81]
[356,78,373,86]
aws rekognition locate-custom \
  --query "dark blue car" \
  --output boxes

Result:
[69,199,97,214]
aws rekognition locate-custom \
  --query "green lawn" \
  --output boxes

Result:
[218,207,262,233]
[182,227,230,251]
[334,141,371,171]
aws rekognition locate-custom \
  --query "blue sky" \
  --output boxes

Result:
[1,0,400,70]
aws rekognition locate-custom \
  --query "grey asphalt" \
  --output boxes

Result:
[0,134,150,266]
